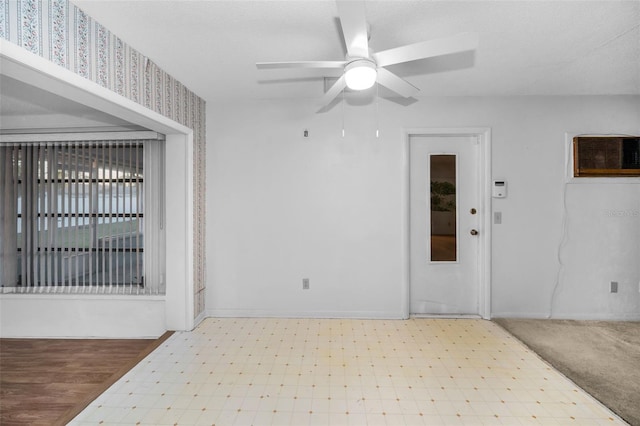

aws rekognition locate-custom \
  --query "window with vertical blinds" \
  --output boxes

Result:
[0,134,165,295]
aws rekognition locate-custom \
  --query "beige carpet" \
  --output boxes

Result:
[494,318,640,426]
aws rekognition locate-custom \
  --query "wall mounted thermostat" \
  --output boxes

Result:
[492,180,507,198]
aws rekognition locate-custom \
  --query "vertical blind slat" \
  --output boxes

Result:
[128,142,132,293]
[89,149,95,289]
[24,147,31,288]
[46,147,52,288]
[109,144,114,292]
[36,147,41,287]
[117,143,120,292]
[133,143,139,293]
[52,147,58,289]
[80,143,85,290]
[21,147,27,289]
[137,143,141,293]
[101,144,105,291]
[61,145,66,288]
[72,144,77,289]
[41,147,46,287]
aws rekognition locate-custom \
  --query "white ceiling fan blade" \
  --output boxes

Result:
[256,61,346,70]
[317,75,347,113]
[376,68,419,98]
[373,32,479,67]
[336,0,369,58]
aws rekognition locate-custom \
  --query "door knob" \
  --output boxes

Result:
[470,229,479,236]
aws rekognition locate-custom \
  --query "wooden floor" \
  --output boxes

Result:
[0,332,172,426]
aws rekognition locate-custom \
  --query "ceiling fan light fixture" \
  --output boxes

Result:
[344,60,377,91]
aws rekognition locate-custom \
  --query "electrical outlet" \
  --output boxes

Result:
[302,278,310,290]
[610,281,618,293]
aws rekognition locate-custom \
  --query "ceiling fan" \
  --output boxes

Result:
[256,0,478,112]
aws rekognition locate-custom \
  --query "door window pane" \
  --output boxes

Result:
[430,155,456,261]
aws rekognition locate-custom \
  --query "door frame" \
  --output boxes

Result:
[402,128,492,319]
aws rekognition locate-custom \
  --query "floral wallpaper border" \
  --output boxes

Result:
[1,0,207,318]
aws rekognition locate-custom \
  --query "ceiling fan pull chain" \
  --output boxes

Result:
[375,82,380,138]
[341,87,346,138]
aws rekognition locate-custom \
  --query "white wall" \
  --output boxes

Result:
[206,95,640,320]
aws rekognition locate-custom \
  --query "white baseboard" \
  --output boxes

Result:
[549,312,640,321]
[491,312,553,319]
[492,311,640,321]
[206,309,404,320]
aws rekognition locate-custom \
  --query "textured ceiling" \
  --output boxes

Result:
[71,0,640,105]
[2,0,639,126]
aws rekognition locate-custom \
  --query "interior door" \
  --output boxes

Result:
[409,135,479,315]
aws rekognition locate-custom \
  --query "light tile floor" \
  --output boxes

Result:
[71,318,627,425]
